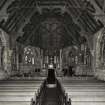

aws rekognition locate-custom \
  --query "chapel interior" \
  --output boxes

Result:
[0,0,105,105]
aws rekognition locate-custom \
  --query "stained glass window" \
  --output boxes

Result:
[24,46,34,64]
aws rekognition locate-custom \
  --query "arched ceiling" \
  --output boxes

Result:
[0,0,104,52]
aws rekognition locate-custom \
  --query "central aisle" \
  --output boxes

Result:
[42,87,59,105]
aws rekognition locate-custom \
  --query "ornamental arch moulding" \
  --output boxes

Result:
[94,28,105,68]
[0,28,11,73]
[93,28,105,80]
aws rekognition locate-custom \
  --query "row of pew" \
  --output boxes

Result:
[0,77,105,105]
[60,77,105,105]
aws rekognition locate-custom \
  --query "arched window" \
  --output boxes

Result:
[24,46,34,64]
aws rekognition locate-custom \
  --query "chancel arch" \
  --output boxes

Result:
[0,29,10,70]
[0,28,11,79]
[93,28,105,80]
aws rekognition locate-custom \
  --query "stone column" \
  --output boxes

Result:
[90,50,95,74]
[3,47,8,71]
[2,46,11,74]
[59,49,63,76]
[11,48,17,71]
[16,45,20,71]
[40,50,43,69]
[0,46,2,68]
[16,52,19,71]
[60,49,62,70]
[84,45,87,65]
